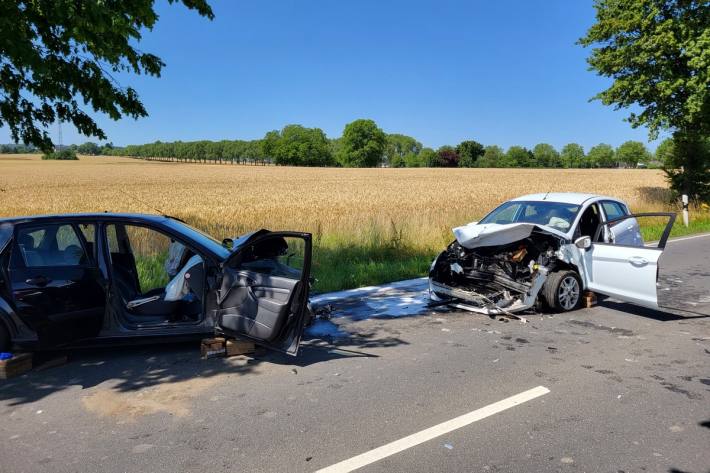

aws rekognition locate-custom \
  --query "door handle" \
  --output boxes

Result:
[25,276,51,287]
[628,256,648,266]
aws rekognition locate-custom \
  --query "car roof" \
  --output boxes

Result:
[510,192,622,206]
[0,212,174,225]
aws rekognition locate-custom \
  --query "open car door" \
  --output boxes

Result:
[215,230,312,355]
[582,213,675,308]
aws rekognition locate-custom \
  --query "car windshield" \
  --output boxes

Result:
[479,200,581,232]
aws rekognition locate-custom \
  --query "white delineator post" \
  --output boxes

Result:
[682,194,689,227]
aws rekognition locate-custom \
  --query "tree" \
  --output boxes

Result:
[336,119,386,167]
[456,140,485,167]
[0,1,214,152]
[587,143,616,168]
[664,134,710,202]
[261,125,333,166]
[655,138,675,167]
[616,141,650,167]
[434,146,460,167]
[502,146,532,168]
[419,148,438,167]
[532,143,560,168]
[478,145,504,167]
[385,134,422,167]
[579,0,709,200]
[560,143,585,168]
[403,152,425,167]
[77,142,101,155]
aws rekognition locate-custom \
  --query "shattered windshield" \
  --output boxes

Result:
[479,201,580,232]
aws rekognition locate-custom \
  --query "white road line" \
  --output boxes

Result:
[663,232,710,244]
[315,386,550,473]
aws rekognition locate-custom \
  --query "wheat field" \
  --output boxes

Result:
[0,154,683,290]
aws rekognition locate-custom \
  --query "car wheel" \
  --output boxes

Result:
[543,270,582,312]
[0,323,9,352]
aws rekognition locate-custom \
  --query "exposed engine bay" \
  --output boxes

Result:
[429,228,571,315]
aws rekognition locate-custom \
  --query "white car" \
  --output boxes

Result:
[429,193,675,314]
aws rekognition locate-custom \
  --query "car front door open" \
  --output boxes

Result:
[582,213,675,308]
[216,231,312,355]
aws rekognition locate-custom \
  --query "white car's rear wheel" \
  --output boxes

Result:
[543,270,582,312]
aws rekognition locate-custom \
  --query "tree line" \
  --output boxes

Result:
[6,118,665,169]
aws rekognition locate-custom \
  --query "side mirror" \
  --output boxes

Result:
[574,236,592,250]
[222,238,234,250]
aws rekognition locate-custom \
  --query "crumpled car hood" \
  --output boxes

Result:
[452,222,567,249]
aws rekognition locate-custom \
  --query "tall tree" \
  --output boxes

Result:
[579,0,709,200]
[560,143,585,168]
[587,143,616,168]
[385,134,422,167]
[419,148,438,167]
[478,145,504,168]
[337,119,386,167]
[436,145,460,167]
[532,143,560,168]
[0,1,214,152]
[503,146,533,168]
[616,140,650,167]
[261,125,333,166]
[456,140,485,167]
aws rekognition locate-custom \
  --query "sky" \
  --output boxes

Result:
[1,0,666,151]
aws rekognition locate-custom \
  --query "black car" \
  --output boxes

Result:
[0,213,312,355]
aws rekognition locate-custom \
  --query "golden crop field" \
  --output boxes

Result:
[0,154,689,291]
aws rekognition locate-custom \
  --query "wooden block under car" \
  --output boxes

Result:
[225,339,255,357]
[583,291,597,308]
[201,337,226,359]
[0,353,33,379]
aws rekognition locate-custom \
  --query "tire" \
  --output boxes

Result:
[0,322,9,352]
[543,270,582,312]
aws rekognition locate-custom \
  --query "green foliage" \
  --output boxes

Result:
[337,119,387,167]
[42,149,78,160]
[655,138,675,166]
[77,142,101,155]
[532,143,561,168]
[0,1,214,152]
[580,0,709,200]
[385,134,422,167]
[560,143,585,168]
[418,148,438,167]
[0,143,38,153]
[579,0,709,138]
[587,143,616,168]
[478,145,504,167]
[662,132,710,203]
[261,125,334,166]
[456,140,485,167]
[502,146,533,168]
[615,140,650,167]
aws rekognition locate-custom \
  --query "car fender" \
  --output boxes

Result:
[555,243,588,290]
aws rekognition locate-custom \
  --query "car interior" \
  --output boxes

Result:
[16,225,88,267]
[106,224,205,326]
[576,203,604,241]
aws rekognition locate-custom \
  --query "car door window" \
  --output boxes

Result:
[77,223,97,262]
[239,235,305,279]
[14,224,87,267]
[106,224,175,294]
[601,201,626,221]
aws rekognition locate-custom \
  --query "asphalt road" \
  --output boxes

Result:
[1,235,709,473]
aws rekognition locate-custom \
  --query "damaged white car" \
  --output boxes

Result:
[429,193,675,315]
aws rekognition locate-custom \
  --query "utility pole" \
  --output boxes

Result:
[57,120,63,151]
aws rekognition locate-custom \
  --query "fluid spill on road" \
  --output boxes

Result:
[82,375,225,421]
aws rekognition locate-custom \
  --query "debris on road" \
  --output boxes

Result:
[226,339,255,357]
[201,337,227,359]
[583,291,597,308]
[0,352,32,379]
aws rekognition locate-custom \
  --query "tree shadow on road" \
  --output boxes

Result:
[0,329,405,406]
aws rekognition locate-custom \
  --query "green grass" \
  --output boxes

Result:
[640,214,710,242]
[135,254,170,293]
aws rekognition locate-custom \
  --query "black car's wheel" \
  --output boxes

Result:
[0,323,10,352]
[543,270,582,312]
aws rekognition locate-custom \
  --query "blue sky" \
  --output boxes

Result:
[2,0,665,150]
